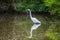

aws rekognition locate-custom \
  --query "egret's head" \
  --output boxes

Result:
[27,9,31,14]
[27,9,31,12]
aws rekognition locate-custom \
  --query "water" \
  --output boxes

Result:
[0,14,60,40]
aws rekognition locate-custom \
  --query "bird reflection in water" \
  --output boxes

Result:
[28,23,41,38]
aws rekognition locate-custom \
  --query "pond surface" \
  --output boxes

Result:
[0,14,60,40]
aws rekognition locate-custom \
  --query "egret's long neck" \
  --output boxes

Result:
[29,11,32,18]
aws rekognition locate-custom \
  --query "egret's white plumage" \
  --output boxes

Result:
[31,17,41,24]
[27,9,41,24]
[27,9,41,38]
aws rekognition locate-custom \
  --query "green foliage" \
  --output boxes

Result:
[44,0,60,16]
[45,24,60,40]
[13,0,60,16]
[25,4,36,11]
[48,7,57,15]
[16,3,25,10]
[39,4,46,11]
[45,31,57,40]
[44,0,56,6]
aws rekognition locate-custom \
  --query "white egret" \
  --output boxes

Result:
[28,24,41,38]
[27,9,41,38]
[27,9,41,24]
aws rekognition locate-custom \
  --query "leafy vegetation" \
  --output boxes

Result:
[0,0,60,16]
[45,24,60,40]
[13,0,60,16]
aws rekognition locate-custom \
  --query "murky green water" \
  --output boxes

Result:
[0,14,60,40]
